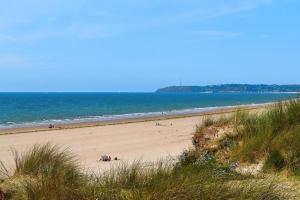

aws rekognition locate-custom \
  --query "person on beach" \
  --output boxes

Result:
[48,124,55,128]
[100,155,112,162]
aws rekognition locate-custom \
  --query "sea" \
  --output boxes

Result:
[0,92,297,129]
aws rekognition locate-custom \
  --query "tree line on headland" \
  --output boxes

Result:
[156,84,300,93]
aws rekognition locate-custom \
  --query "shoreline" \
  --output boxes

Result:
[0,103,272,136]
[0,103,270,172]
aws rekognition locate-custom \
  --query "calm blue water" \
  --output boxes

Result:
[0,92,296,128]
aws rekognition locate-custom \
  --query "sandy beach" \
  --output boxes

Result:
[0,105,266,173]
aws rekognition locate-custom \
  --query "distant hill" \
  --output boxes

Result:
[156,84,300,93]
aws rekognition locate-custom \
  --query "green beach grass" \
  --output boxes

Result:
[217,98,300,175]
[0,144,289,199]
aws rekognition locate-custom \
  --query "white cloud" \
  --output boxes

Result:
[0,23,110,43]
[0,54,31,68]
[0,34,19,42]
[0,54,46,68]
[193,30,241,39]
[0,0,275,43]
[66,24,110,39]
[143,0,275,27]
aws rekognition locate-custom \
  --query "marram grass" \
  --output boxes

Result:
[0,144,291,199]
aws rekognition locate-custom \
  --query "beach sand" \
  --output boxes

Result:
[0,105,266,173]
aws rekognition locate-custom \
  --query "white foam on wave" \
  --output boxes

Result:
[0,102,273,130]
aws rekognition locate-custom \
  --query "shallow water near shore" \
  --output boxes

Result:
[0,92,296,129]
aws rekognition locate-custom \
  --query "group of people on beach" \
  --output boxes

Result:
[100,155,118,162]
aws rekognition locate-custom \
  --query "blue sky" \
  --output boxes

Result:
[0,0,299,92]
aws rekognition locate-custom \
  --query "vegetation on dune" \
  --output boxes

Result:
[233,99,300,175]
[0,145,289,200]
[1,98,300,199]
[0,144,88,199]
[193,98,300,176]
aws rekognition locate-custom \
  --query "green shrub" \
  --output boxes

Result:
[264,150,285,171]
[203,117,215,127]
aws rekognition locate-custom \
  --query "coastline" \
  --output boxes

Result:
[0,103,270,172]
[0,103,272,135]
